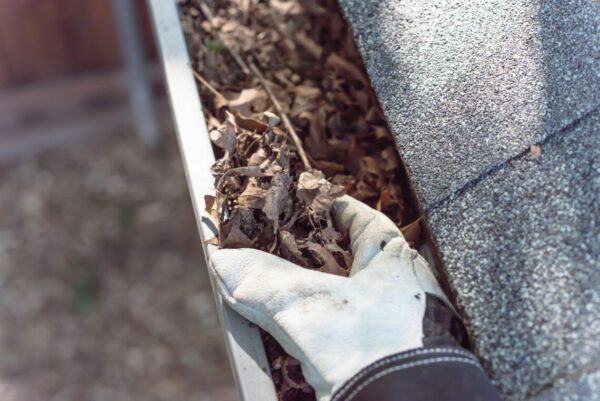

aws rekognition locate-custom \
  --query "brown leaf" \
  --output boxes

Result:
[209,111,237,154]
[280,230,301,256]
[528,144,542,160]
[238,178,268,209]
[380,147,400,172]
[345,139,365,175]
[321,224,353,268]
[204,194,220,229]
[279,230,309,266]
[270,0,302,15]
[220,208,254,248]
[297,169,345,217]
[310,185,346,217]
[400,217,423,247]
[359,156,383,178]
[204,236,219,245]
[306,242,347,276]
[290,85,322,117]
[247,148,268,167]
[373,126,389,140]
[234,112,268,132]
[297,169,324,196]
[263,172,292,232]
[228,88,268,116]
[376,186,405,223]
[312,159,345,176]
[321,224,341,244]
[302,111,332,159]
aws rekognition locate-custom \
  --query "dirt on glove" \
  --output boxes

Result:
[179,1,420,399]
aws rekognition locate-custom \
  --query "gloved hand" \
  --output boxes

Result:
[209,195,458,401]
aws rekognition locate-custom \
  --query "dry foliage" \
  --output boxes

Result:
[179,0,420,399]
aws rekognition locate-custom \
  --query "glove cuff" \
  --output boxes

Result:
[330,344,501,401]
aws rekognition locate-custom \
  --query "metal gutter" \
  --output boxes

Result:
[146,1,277,400]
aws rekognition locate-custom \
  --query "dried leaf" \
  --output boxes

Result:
[204,194,220,228]
[290,85,321,117]
[228,88,268,116]
[297,169,323,195]
[220,208,254,248]
[270,0,302,15]
[380,147,400,172]
[401,217,423,247]
[321,224,352,268]
[279,230,308,265]
[209,111,237,154]
[359,156,383,178]
[529,144,542,160]
[312,159,345,176]
[297,169,345,217]
[310,186,345,217]
[248,148,268,166]
[263,172,292,232]
[204,236,219,245]
[321,224,340,244]
[239,178,268,209]
[235,112,269,132]
[306,242,347,276]
[376,186,405,224]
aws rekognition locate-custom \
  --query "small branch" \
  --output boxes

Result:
[248,61,312,171]
[189,65,227,103]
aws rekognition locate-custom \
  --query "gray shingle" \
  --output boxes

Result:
[427,110,600,400]
[530,370,600,401]
[339,0,600,206]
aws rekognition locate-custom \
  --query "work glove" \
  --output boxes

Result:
[209,195,462,401]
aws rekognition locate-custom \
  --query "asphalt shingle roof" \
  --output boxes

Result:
[429,111,600,399]
[339,0,600,207]
[338,0,600,399]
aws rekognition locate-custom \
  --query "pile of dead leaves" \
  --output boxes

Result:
[179,0,421,400]
[205,108,351,275]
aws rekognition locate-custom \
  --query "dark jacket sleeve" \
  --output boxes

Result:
[331,344,503,401]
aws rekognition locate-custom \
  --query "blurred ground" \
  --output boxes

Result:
[0,129,236,401]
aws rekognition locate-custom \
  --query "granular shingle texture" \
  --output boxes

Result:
[428,111,600,400]
[337,0,600,399]
[530,370,600,401]
[339,0,600,206]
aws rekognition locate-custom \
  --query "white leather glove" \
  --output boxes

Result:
[209,195,452,401]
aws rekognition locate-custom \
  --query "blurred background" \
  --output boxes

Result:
[0,1,236,400]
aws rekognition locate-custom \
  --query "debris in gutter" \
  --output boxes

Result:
[179,1,422,399]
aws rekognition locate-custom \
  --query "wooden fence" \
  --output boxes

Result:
[0,0,155,89]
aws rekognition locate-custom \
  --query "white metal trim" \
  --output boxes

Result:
[145,1,277,400]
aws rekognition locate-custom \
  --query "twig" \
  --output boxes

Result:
[199,2,251,75]
[248,60,312,171]
[189,64,227,104]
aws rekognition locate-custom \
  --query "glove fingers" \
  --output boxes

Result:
[331,195,405,276]
[209,248,324,328]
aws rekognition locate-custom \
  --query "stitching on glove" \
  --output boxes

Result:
[343,356,483,401]
[331,347,477,400]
